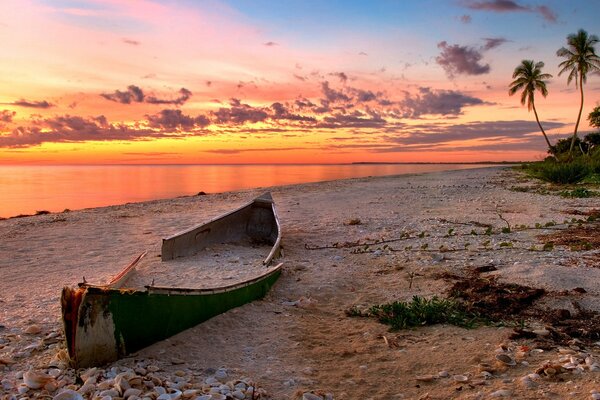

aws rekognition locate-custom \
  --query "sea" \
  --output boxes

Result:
[0,164,497,218]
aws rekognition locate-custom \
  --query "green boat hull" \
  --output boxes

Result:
[62,267,281,367]
[61,192,283,368]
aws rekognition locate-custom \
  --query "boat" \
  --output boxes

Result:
[61,192,283,368]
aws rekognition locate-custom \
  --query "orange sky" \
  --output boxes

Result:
[0,0,599,164]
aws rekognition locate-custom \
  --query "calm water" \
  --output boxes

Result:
[0,164,493,218]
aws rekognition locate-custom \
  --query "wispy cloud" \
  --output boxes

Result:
[8,99,54,109]
[122,38,141,46]
[463,0,557,22]
[482,37,509,50]
[101,86,192,106]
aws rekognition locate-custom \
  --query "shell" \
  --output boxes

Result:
[452,375,469,383]
[24,324,42,334]
[24,369,55,389]
[495,353,516,366]
[124,388,143,398]
[53,389,84,400]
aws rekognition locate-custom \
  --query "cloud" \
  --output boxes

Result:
[213,98,269,124]
[465,0,528,12]
[329,72,348,83]
[399,87,485,117]
[146,88,192,106]
[436,41,490,77]
[0,115,168,148]
[464,0,557,22]
[263,41,278,46]
[1,110,15,123]
[318,110,386,129]
[321,81,351,103]
[482,37,509,50]
[535,5,557,22]
[146,109,210,130]
[122,38,140,46]
[101,86,192,106]
[101,85,145,104]
[270,102,317,122]
[390,120,565,146]
[10,99,54,108]
[294,97,316,109]
[460,14,472,23]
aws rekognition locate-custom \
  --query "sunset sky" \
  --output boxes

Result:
[1,0,599,164]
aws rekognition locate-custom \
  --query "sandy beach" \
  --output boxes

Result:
[1,166,600,399]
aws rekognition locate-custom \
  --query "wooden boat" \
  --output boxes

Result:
[61,192,283,368]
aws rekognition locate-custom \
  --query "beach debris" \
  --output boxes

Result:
[495,353,517,366]
[24,324,42,334]
[2,361,270,400]
[452,374,469,383]
[282,297,315,308]
[53,389,84,400]
[415,374,436,382]
[23,368,55,389]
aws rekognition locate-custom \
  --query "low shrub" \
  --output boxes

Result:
[360,295,483,330]
[533,161,590,184]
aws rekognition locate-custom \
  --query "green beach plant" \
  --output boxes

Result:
[509,60,553,151]
[556,29,600,154]
[364,296,482,330]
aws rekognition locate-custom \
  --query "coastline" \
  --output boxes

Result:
[0,163,501,219]
[1,165,599,399]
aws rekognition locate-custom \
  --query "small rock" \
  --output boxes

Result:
[415,375,436,382]
[231,390,245,399]
[214,369,228,381]
[24,324,42,334]
[53,389,84,400]
[302,393,323,400]
[490,389,512,397]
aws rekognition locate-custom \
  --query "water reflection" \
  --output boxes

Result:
[0,164,493,217]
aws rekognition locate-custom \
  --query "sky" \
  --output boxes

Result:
[0,0,599,164]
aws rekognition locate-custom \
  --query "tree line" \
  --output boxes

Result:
[509,29,600,160]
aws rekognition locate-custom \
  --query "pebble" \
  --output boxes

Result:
[24,324,42,334]
[214,369,228,381]
[302,393,323,400]
[490,389,512,397]
[53,389,84,400]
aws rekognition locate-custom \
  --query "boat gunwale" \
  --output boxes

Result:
[79,192,282,291]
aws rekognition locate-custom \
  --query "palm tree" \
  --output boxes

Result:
[509,60,553,151]
[556,29,600,154]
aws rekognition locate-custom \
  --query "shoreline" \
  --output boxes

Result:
[1,166,599,399]
[0,164,504,219]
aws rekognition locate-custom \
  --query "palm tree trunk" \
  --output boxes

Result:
[569,73,584,154]
[532,102,552,151]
